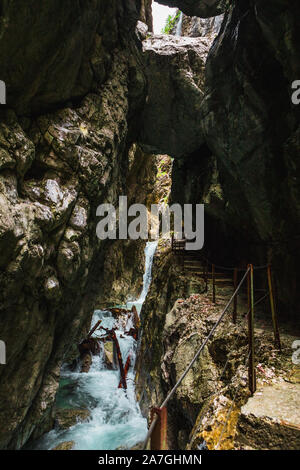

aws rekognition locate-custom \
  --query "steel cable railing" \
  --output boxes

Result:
[142,267,251,450]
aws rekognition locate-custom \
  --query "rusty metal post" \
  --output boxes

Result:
[118,354,131,388]
[248,264,256,395]
[267,265,281,351]
[233,268,238,323]
[87,320,102,338]
[109,330,126,389]
[247,267,251,312]
[150,407,168,450]
[212,264,216,304]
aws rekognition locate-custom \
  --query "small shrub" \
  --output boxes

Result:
[162,11,181,35]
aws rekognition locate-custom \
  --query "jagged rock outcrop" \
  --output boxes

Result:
[98,148,172,307]
[52,440,75,451]
[138,35,212,157]
[173,13,224,38]
[55,408,91,430]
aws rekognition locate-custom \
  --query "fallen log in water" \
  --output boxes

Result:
[101,326,127,389]
[78,337,101,356]
[125,328,138,341]
[87,320,102,338]
[118,354,131,388]
[110,307,131,318]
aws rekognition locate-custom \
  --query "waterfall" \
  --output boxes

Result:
[33,241,157,450]
[127,241,158,313]
[175,11,183,37]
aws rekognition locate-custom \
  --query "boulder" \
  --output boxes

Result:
[237,382,300,450]
[104,341,116,370]
[52,441,75,451]
[55,408,91,430]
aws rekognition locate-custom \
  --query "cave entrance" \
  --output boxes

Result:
[152,1,177,34]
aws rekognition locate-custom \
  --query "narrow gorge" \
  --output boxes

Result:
[0,0,299,452]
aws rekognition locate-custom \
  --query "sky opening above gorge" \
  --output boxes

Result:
[152,1,177,34]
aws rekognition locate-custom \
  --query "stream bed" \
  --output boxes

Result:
[33,241,157,450]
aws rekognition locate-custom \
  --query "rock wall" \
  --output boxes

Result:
[175,13,224,38]
[95,146,169,308]
[135,243,206,422]
[136,0,300,451]
[169,6,223,39]
[141,0,300,318]
[135,243,248,449]
[0,0,154,449]
[138,34,211,157]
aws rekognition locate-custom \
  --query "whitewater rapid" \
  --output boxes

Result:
[34,241,157,450]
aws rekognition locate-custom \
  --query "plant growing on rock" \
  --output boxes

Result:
[162,11,181,35]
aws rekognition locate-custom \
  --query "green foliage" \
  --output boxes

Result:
[162,11,181,35]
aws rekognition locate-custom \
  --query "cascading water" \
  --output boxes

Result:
[33,241,158,450]
[127,241,158,314]
[175,12,183,37]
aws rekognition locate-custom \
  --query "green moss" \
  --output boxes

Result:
[162,11,181,35]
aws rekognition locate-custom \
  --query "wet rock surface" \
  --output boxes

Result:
[55,408,91,430]
[52,440,75,451]
[237,381,300,450]
[0,0,154,449]
[136,244,300,449]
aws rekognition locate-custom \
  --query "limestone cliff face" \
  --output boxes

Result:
[199,0,300,314]
[135,243,248,449]
[135,243,206,421]
[140,0,300,318]
[0,0,153,449]
[136,0,300,451]
[138,34,211,157]
[173,13,224,38]
[0,0,299,451]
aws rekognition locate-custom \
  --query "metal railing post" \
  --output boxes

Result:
[233,268,238,323]
[248,264,256,395]
[205,260,208,292]
[150,407,168,450]
[142,267,250,450]
[212,264,216,303]
[247,267,250,312]
[267,264,281,351]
